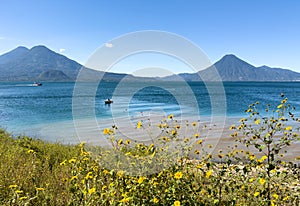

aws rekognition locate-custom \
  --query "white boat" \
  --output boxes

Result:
[33,82,42,86]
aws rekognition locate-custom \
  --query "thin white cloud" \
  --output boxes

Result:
[59,48,66,53]
[0,36,5,40]
[105,42,113,48]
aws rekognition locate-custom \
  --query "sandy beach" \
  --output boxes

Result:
[31,112,300,163]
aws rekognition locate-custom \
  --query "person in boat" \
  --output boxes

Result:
[105,98,113,104]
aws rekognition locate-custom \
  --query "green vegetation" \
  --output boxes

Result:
[0,98,300,205]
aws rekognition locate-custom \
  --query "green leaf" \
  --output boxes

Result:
[259,145,266,150]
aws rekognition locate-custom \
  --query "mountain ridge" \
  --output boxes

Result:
[0,46,29,65]
[200,54,300,81]
[0,45,82,81]
[0,45,300,82]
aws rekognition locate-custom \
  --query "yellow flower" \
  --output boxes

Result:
[174,171,183,179]
[255,119,261,124]
[260,155,267,161]
[82,157,89,162]
[15,190,23,194]
[138,176,146,184]
[85,172,93,180]
[158,123,168,128]
[71,176,78,181]
[239,118,246,122]
[93,166,98,172]
[117,170,124,177]
[119,197,130,203]
[246,109,252,113]
[9,184,18,189]
[118,139,123,146]
[27,149,34,154]
[285,126,292,131]
[200,189,207,195]
[277,104,283,109]
[259,178,266,185]
[125,152,131,156]
[153,197,159,203]
[88,187,96,194]
[36,187,45,191]
[68,158,76,164]
[206,170,213,178]
[174,200,180,206]
[196,164,203,169]
[196,139,203,144]
[231,131,238,137]
[254,191,260,197]
[103,128,110,135]
[175,125,181,129]
[79,141,86,147]
[19,196,28,201]
[273,193,279,199]
[249,178,255,183]
[194,133,200,138]
[168,114,174,119]
[125,139,131,144]
[249,154,255,160]
[229,125,236,130]
[283,196,289,201]
[207,154,212,159]
[137,121,142,129]
[192,122,197,126]
[279,117,285,121]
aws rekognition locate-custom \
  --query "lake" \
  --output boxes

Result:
[1,81,300,144]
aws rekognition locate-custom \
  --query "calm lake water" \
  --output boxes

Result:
[1,81,300,142]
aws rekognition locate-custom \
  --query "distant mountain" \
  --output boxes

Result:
[0,46,29,65]
[205,54,259,81]
[1,45,300,82]
[163,54,300,81]
[0,45,81,81]
[38,70,71,81]
[199,54,300,81]
[0,45,147,82]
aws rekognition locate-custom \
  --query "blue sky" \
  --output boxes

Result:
[1,0,300,75]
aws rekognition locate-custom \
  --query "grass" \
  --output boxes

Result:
[0,98,300,205]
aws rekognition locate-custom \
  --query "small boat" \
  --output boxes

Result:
[105,99,113,104]
[33,82,42,86]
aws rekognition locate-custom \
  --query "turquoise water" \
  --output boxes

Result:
[1,81,300,142]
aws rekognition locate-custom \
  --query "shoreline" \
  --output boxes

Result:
[5,113,299,162]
